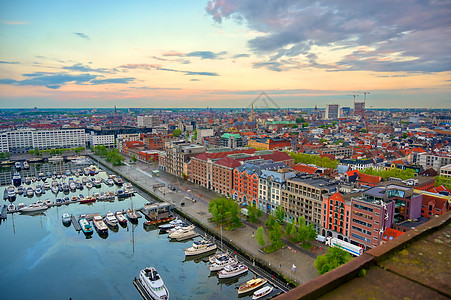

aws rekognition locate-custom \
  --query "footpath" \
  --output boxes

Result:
[89,154,320,286]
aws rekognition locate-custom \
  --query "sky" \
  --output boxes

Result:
[0,0,450,109]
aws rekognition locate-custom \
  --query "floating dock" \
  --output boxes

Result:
[71,214,81,231]
[133,277,153,300]
[0,205,7,220]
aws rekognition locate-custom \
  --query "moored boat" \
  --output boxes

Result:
[139,267,169,300]
[19,202,48,213]
[62,213,71,224]
[238,278,268,295]
[104,211,118,227]
[184,239,217,256]
[92,213,108,233]
[126,209,139,223]
[23,161,29,169]
[12,173,21,186]
[217,263,248,279]
[79,217,93,235]
[252,286,273,300]
[115,211,127,225]
[209,256,238,272]
[7,203,16,212]
[16,185,24,195]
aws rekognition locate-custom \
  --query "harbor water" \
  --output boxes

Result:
[0,161,257,300]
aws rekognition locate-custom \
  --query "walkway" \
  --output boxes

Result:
[91,155,320,285]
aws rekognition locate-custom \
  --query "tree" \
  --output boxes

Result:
[360,128,367,133]
[130,154,137,163]
[314,247,352,275]
[172,128,182,137]
[296,117,305,124]
[292,124,299,129]
[302,122,309,128]
[268,223,284,248]
[208,197,242,229]
[361,167,416,180]
[402,133,408,139]
[248,204,262,223]
[275,206,285,222]
[255,226,266,247]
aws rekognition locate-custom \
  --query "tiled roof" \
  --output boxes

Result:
[381,227,404,242]
[427,185,451,194]
[358,173,382,184]
[215,157,241,168]
[293,164,318,174]
[422,194,449,210]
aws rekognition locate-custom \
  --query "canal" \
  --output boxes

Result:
[0,161,260,300]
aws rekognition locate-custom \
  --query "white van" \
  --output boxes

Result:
[316,235,326,243]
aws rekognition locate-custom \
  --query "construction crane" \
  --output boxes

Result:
[354,91,370,102]
[348,94,359,103]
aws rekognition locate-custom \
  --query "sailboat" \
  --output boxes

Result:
[125,194,139,223]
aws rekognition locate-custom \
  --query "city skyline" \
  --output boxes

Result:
[0,0,450,108]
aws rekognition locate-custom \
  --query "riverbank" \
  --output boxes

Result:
[88,153,320,286]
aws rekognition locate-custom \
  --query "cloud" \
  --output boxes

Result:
[0,60,19,64]
[62,63,116,73]
[232,53,250,58]
[150,56,190,64]
[186,51,227,59]
[118,63,219,76]
[206,0,451,72]
[162,50,226,60]
[73,32,90,40]
[0,72,134,89]
[0,20,28,25]
[90,78,134,84]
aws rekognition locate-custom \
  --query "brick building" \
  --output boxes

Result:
[233,160,288,206]
[321,191,354,243]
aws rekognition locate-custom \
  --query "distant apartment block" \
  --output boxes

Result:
[137,115,160,128]
[221,133,244,148]
[248,138,290,150]
[325,104,340,119]
[159,142,205,177]
[88,133,115,148]
[439,164,451,178]
[316,146,353,158]
[0,128,86,153]
[418,153,451,171]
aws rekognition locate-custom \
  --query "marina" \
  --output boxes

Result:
[0,160,276,300]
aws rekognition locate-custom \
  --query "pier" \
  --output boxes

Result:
[0,205,7,220]
[71,214,81,231]
[132,278,153,300]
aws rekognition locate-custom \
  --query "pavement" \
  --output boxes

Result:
[89,155,320,285]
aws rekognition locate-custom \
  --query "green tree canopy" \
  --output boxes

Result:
[248,204,262,223]
[255,226,266,247]
[314,247,352,275]
[208,197,242,229]
[285,151,339,169]
[275,206,285,221]
[172,128,182,137]
[361,167,416,180]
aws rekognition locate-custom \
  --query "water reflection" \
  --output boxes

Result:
[0,160,259,300]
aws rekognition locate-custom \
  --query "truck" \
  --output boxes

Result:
[325,237,363,257]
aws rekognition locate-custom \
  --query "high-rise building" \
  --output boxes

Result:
[325,104,340,119]
[354,101,365,116]
[137,115,160,128]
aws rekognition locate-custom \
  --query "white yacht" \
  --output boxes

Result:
[217,263,248,279]
[252,286,273,299]
[19,202,48,213]
[168,225,198,241]
[209,256,238,272]
[139,267,169,300]
[104,212,118,227]
[62,213,71,224]
[184,239,217,256]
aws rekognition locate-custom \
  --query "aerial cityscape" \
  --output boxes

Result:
[0,0,450,300]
